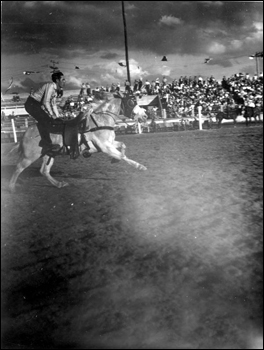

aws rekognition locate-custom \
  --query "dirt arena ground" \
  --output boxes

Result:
[1,125,263,349]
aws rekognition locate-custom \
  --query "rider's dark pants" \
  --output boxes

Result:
[25,96,63,147]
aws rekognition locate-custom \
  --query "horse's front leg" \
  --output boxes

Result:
[93,136,147,171]
[113,140,126,156]
[40,156,69,188]
[111,140,126,163]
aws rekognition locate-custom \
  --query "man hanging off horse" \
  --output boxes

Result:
[24,71,68,155]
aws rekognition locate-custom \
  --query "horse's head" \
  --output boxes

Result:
[113,90,124,99]
[121,93,138,118]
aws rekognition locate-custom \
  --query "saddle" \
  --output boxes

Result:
[47,112,87,159]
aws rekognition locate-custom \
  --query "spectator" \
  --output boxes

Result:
[133,79,139,92]
[8,111,16,121]
[138,77,143,90]
[144,80,150,95]
[79,83,86,97]
[125,80,132,93]
[86,82,91,96]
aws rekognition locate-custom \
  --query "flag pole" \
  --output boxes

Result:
[121,1,131,84]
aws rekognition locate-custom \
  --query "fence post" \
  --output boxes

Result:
[191,105,195,118]
[25,118,28,128]
[11,118,17,143]
[137,122,142,134]
[198,106,203,130]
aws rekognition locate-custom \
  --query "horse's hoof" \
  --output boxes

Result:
[83,151,91,158]
[60,181,69,188]
[139,165,147,171]
[9,186,15,194]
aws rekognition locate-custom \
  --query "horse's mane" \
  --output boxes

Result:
[93,91,115,102]
[92,93,120,113]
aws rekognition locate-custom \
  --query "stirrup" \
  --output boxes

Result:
[41,145,63,158]
[83,150,91,158]
[49,144,61,151]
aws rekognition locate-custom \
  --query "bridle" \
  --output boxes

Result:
[82,93,138,135]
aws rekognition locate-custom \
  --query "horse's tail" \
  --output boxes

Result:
[6,139,23,158]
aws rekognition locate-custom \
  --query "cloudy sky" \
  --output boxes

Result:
[1,1,263,93]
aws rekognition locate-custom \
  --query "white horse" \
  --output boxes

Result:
[9,93,147,192]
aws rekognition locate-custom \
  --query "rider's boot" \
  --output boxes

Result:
[37,123,61,155]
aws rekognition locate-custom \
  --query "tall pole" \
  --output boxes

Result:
[121,1,131,84]
[255,56,259,76]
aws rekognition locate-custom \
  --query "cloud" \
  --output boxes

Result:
[20,77,42,90]
[125,3,136,11]
[24,1,38,8]
[199,1,223,6]
[24,1,65,9]
[155,65,171,77]
[253,22,263,31]
[100,73,119,85]
[66,75,83,88]
[102,59,149,82]
[100,53,119,60]
[159,15,183,27]
[230,40,243,50]
[1,1,263,85]
[208,42,226,54]
[207,58,233,68]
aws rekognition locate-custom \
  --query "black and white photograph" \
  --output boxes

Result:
[1,1,263,349]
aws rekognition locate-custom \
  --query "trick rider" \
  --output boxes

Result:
[24,71,67,155]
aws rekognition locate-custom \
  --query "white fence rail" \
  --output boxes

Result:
[2,113,263,143]
[1,105,28,117]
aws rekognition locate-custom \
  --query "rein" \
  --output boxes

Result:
[86,110,119,133]
[92,110,119,123]
[80,110,117,153]
[88,126,115,132]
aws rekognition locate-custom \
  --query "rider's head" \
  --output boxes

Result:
[52,71,65,89]
[52,71,64,82]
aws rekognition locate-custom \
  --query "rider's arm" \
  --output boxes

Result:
[42,83,60,119]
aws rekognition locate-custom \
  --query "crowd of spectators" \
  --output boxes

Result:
[68,71,263,119]
[132,72,263,118]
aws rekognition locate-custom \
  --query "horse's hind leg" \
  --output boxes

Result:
[40,156,69,188]
[9,157,34,193]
